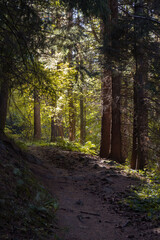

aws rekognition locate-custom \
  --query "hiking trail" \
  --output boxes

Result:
[28,146,160,240]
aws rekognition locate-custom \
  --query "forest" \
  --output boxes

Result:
[0,0,160,239]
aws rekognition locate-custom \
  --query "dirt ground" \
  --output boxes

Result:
[28,146,160,240]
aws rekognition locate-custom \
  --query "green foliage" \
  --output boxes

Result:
[107,161,160,221]
[26,138,98,155]
[5,2,102,153]
[123,170,160,221]
[54,139,98,154]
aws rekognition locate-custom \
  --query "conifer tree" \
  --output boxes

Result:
[99,3,112,159]
[110,0,123,163]
[131,0,148,169]
[0,0,48,138]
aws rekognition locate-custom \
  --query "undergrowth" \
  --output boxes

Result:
[120,164,160,221]
[125,181,160,221]
[104,159,160,221]
[25,138,98,155]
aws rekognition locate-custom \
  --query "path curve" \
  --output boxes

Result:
[28,146,160,240]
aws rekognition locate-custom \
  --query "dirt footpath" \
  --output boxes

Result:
[28,146,160,240]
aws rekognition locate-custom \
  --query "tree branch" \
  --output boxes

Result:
[120,6,160,25]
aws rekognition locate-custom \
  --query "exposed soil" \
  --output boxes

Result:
[29,146,160,240]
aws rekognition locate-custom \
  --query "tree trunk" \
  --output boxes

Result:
[80,86,86,145]
[34,88,41,140]
[100,69,112,158]
[131,78,139,169]
[110,73,123,162]
[68,10,76,142]
[110,0,124,163]
[121,78,131,160]
[131,0,148,170]
[51,117,64,142]
[132,66,148,170]
[137,59,148,169]
[51,117,57,142]
[100,11,112,158]
[68,85,76,141]
[58,122,64,139]
[0,78,9,137]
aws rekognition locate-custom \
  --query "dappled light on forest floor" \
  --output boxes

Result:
[29,146,160,240]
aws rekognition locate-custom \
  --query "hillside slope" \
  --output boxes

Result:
[0,140,57,240]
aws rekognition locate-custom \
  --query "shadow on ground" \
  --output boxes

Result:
[29,146,160,240]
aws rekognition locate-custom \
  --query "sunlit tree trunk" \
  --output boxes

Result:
[58,120,64,139]
[34,88,41,140]
[51,116,64,141]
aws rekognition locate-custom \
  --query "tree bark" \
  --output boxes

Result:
[137,61,148,169]
[110,0,124,163]
[58,121,64,139]
[51,117,64,142]
[121,78,131,161]
[131,0,148,170]
[100,10,112,158]
[51,117,57,142]
[34,88,41,140]
[110,73,123,162]
[68,84,76,141]
[131,78,139,169]
[100,69,112,158]
[80,86,86,145]
[68,10,76,142]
